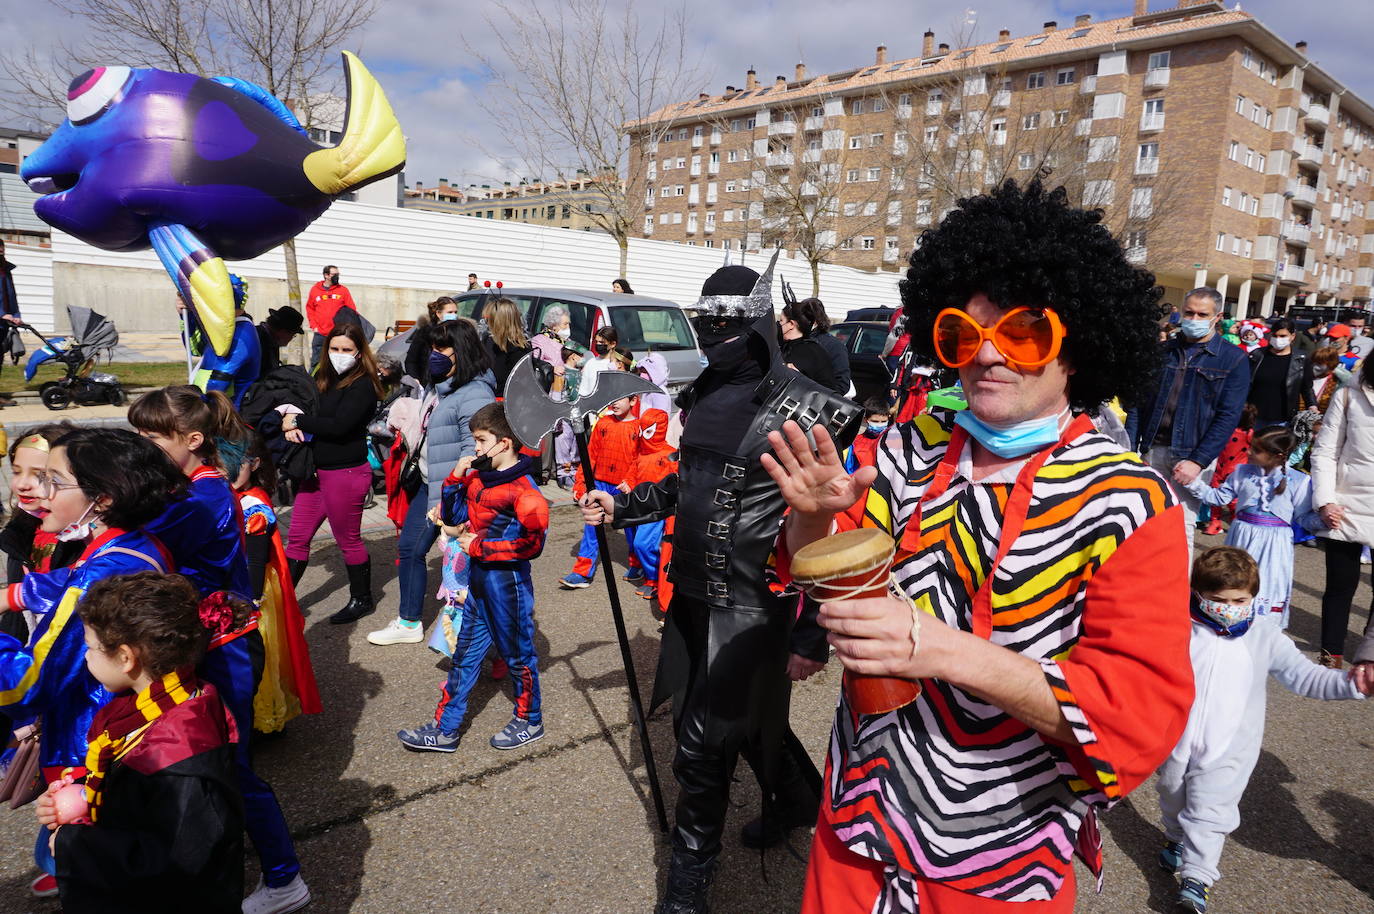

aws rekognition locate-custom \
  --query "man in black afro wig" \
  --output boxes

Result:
[901,178,1164,413]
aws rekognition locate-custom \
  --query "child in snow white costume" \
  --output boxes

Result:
[0,430,186,886]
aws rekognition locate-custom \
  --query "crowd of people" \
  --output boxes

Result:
[0,180,1370,914]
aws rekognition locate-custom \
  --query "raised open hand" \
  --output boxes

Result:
[762,420,877,518]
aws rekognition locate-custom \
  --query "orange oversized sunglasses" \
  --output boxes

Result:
[933,306,1066,371]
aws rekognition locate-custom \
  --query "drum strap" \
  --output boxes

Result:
[900,413,1094,639]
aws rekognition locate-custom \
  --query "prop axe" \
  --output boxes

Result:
[504,354,670,833]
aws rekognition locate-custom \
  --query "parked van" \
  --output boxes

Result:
[450,287,703,398]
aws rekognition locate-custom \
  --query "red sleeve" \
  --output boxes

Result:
[470,486,549,562]
[1041,505,1193,801]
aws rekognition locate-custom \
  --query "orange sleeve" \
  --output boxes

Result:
[1041,505,1193,801]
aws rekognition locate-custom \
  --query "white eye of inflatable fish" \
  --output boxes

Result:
[66,66,132,125]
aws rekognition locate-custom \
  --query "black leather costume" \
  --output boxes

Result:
[612,310,861,861]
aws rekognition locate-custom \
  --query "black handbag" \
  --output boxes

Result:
[398,425,428,495]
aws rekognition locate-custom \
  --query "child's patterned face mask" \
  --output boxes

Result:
[1196,594,1255,633]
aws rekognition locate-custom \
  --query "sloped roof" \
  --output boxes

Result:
[632,7,1254,127]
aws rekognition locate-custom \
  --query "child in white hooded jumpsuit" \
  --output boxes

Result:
[1156,546,1367,913]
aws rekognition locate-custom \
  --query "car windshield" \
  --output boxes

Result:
[609,306,696,351]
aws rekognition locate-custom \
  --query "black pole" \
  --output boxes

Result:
[575,416,670,833]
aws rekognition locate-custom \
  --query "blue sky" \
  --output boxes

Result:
[2,0,1370,187]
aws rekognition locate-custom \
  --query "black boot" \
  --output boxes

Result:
[329,562,375,624]
[655,849,716,914]
[287,558,308,588]
[739,741,821,849]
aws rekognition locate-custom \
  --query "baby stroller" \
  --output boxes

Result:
[19,306,126,410]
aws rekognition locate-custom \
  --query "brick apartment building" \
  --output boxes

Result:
[627,0,1374,315]
[405,174,622,235]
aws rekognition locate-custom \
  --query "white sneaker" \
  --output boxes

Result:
[366,618,423,645]
[243,875,311,914]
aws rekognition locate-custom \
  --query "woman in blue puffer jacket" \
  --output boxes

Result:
[368,319,496,645]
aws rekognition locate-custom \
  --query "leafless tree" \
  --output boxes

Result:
[0,0,377,363]
[471,0,704,279]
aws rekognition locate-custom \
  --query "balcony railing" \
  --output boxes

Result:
[766,152,794,167]
[1140,113,1166,132]
[804,116,825,131]
[883,248,900,263]
[991,90,1011,108]
[707,161,719,174]
[926,100,944,116]
[691,135,703,148]
[768,121,797,136]
[1307,104,1330,126]
[1126,245,1147,264]
[1277,263,1306,283]
[1288,181,1318,206]
[1283,222,1311,245]
[801,148,821,163]
[1144,68,1170,88]
[703,222,715,234]
[1297,143,1322,167]
[896,105,913,119]
[1079,76,1097,95]
[709,130,722,145]
[1075,118,1093,136]
[1135,156,1159,175]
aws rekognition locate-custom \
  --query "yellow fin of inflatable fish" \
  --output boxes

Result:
[304,51,407,196]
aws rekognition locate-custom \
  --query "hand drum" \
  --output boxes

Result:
[791,528,921,715]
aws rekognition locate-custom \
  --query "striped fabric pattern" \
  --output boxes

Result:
[827,410,1174,908]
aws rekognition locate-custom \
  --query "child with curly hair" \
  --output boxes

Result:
[37,573,244,913]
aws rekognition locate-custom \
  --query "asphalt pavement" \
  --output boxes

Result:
[0,492,1370,913]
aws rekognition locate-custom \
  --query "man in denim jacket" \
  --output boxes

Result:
[1126,288,1249,552]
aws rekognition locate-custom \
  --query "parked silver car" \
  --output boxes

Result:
[451,287,703,398]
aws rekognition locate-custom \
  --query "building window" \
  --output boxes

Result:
[851,99,863,115]
[1244,149,1254,169]
[1215,233,1226,251]
[839,238,853,250]
[1130,186,1153,219]
[1088,136,1118,162]
[1256,153,1266,172]
[676,157,686,168]
[1056,68,1076,85]
[710,151,719,164]
[863,201,878,216]
[1231,236,1241,255]
[1228,141,1239,161]
[1139,142,1159,161]
[1022,112,1040,130]
[1052,109,1069,127]
[1235,95,1246,114]
[725,180,736,192]
[1243,240,1253,258]
[644,216,654,232]
[1026,71,1045,90]
[846,169,860,183]
[674,185,685,196]
[898,93,911,106]
[924,126,938,146]
[1221,187,1232,207]
[727,150,737,163]
[1148,50,1171,70]
[1249,197,1259,215]
[850,136,863,149]
[867,167,881,182]
[870,133,884,146]
[693,126,702,138]
[861,237,876,250]
[812,105,824,117]
[843,202,857,216]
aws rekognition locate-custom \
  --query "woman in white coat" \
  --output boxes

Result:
[1310,356,1374,667]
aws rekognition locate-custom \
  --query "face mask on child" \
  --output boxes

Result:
[471,443,506,473]
[592,341,609,356]
[866,422,889,436]
[57,502,98,543]
[1194,593,1256,636]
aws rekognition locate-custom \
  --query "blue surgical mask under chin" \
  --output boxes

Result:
[1179,318,1213,340]
[954,407,1069,459]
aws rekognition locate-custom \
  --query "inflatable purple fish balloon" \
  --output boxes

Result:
[21,52,405,354]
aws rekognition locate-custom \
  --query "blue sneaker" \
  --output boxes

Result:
[490,717,545,750]
[397,723,460,753]
[559,572,592,589]
[1159,840,1183,873]
[623,568,646,584]
[1177,877,1210,913]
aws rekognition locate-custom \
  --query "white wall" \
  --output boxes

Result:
[47,199,905,327]
[5,241,54,332]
